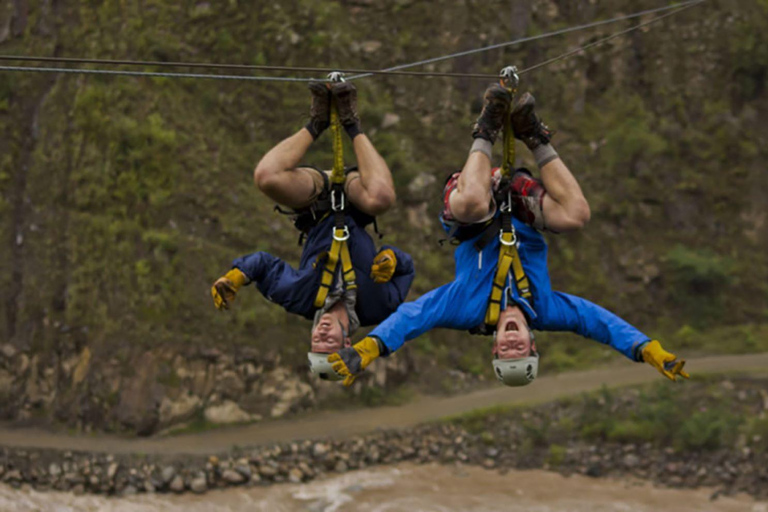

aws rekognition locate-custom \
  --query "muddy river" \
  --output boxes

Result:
[2,463,765,512]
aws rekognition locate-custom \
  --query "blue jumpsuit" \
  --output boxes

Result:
[232,211,415,327]
[370,216,649,360]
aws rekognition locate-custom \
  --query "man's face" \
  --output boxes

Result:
[310,313,351,353]
[493,306,533,359]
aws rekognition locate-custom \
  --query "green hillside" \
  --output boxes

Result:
[1,0,766,433]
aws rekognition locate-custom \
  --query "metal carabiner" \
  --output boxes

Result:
[499,191,513,213]
[499,65,519,90]
[331,188,345,212]
[333,226,350,242]
[327,71,345,83]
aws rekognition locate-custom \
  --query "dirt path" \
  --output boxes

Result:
[1,353,767,455]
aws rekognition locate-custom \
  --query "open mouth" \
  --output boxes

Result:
[505,320,519,332]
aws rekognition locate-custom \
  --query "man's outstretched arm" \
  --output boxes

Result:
[210,252,316,318]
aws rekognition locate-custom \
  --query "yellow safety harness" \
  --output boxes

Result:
[482,66,532,330]
[314,72,358,308]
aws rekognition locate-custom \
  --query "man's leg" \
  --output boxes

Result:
[253,82,331,209]
[448,85,511,224]
[511,93,590,232]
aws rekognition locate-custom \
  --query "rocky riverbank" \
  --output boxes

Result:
[0,342,412,436]
[2,376,767,499]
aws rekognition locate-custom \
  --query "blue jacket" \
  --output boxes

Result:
[370,216,649,361]
[232,212,415,327]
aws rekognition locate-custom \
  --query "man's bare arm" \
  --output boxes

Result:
[253,128,319,209]
[540,157,591,232]
[346,134,396,216]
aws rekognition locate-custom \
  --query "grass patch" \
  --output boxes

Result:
[444,375,767,454]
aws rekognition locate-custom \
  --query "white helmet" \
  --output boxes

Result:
[492,352,539,387]
[307,352,344,381]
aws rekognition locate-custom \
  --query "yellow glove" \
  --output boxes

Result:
[642,340,690,381]
[211,268,248,310]
[370,249,397,284]
[327,336,381,387]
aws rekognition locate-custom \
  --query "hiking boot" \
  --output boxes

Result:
[510,92,553,150]
[330,81,361,126]
[472,84,512,144]
[306,81,331,139]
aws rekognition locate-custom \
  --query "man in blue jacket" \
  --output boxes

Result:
[211,81,415,362]
[328,85,689,386]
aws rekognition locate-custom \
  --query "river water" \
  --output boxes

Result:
[2,463,766,512]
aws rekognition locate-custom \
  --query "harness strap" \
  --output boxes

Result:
[483,66,528,330]
[499,67,519,179]
[313,226,357,308]
[482,210,532,329]
[313,72,357,309]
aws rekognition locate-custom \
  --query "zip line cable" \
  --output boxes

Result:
[0,66,320,82]
[0,0,704,83]
[344,0,704,80]
[0,0,702,79]
[518,0,704,76]
[0,57,498,79]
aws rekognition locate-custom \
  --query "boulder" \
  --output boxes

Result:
[260,368,314,418]
[159,393,202,427]
[204,400,254,425]
[288,468,303,483]
[190,475,207,493]
[161,466,176,485]
[169,474,185,493]
[221,469,246,484]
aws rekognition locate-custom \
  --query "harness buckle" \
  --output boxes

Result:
[331,188,345,212]
[333,226,350,242]
[327,71,346,83]
[499,230,517,246]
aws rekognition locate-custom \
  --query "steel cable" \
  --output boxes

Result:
[345,0,705,80]
[0,0,704,82]
[518,0,705,75]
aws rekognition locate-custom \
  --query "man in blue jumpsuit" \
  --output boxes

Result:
[328,85,689,386]
[211,82,415,357]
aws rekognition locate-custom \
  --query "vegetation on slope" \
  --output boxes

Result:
[1,0,766,422]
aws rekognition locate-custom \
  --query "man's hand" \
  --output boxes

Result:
[642,340,690,381]
[327,337,381,387]
[370,249,397,284]
[211,268,248,310]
